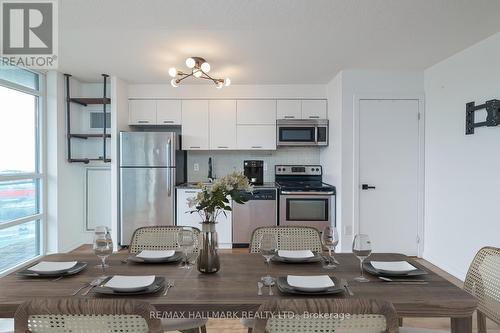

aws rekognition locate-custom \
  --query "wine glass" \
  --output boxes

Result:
[259,233,278,286]
[93,226,113,276]
[352,234,372,282]
[177,228,196,270]
[322,226,339,269]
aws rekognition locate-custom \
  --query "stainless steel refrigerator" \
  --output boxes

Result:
[119,132,186,245]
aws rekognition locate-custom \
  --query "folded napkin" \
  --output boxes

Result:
[278,250,315,259]
[28,261,77,273]
[287,275,334,289]
[371,261,417,272]
[104,275,156,291]
[136,250,175,259]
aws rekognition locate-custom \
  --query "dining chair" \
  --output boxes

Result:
[14,298,161,332]
[248,226,323,253]
[400,246,500,333]
[250,298,399,333]
[128,226,208,333]
[129,226,201,254]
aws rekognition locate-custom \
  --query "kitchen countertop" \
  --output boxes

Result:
[176,182,277,189]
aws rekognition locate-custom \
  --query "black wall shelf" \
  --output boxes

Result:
[64,73,111,163]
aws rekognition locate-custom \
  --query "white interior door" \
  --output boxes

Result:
[358,99,420,255]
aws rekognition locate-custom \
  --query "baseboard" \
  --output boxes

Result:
[422,253,466,281]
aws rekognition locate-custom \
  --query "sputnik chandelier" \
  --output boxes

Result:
[168,57,231,88]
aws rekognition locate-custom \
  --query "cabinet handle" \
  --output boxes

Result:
[251,146,262,149]
[190,146,201,149]
[162,120,174,124]
[137,120,149,123]
[308,116,320,119]
[185,190,198,193]
[284,116,295,119]
[217,146,229,149]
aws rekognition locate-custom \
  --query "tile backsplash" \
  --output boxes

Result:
[187,148,321,183]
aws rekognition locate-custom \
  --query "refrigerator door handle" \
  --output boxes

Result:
[167,138,172,197]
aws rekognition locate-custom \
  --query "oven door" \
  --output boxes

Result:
[279,192,334,231]
[277,125,317,146]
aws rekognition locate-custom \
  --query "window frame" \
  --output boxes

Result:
[0,68,45,277]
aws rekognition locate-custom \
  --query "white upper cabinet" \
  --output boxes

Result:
[302,100,327,119]
[237,125,276,150]
[210,100,237,150]
[157,100,182,125]
[181,100,209,150]
[129,100,156,125]
[277,100,302,119]
[237,100,276,125]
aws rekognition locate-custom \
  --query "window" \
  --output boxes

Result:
[0,66,43,274]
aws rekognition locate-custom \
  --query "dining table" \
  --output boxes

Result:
[0,252,477,333]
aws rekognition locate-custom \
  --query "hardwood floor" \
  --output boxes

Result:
[73,246,500,333]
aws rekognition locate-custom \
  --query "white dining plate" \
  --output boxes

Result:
[287,275,335,291]
[277,250,315,259]
[371,261,417,273]
[104,275,156,292]
[27,261,78,273]
[136,250,176,259]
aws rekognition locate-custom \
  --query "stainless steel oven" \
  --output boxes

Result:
[277,119,328,147]
[279,191,334,231]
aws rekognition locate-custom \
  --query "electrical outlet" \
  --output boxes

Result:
[193,163,199,172]
[344,225,352,236]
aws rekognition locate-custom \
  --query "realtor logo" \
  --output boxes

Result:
[0,0,58,68]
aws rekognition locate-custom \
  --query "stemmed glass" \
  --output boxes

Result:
[352,234,372,282]
[322,226,339,269]
[93,226,113,276]
[177,228,196,270]
[259,233,278,286]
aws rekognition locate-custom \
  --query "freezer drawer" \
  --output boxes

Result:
[120,167,174,245]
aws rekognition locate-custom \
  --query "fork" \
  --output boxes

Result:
[82,277,107,296]
[71,282,90,296]
[163,280,175,296]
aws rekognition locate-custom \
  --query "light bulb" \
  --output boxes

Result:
[224,78,231,86]
[193,69,202,78]
[216,82,223,89]
[168,67,177,78]
[201,62,211,73]
[185,57,195,68]
[170,79,178,88]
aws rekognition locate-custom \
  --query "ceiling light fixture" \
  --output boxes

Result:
[169,57,231,88]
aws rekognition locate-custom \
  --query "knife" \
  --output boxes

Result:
[340,278,354,296]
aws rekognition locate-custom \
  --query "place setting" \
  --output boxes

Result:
[16,260,87,280]
[351,234,429,285]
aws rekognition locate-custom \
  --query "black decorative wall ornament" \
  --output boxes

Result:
[465,99,500,135]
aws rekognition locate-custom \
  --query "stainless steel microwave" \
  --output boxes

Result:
[277,119,329,147]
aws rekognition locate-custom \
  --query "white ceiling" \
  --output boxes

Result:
[59,0,500,84]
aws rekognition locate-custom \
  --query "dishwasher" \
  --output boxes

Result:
[232,188,277,247]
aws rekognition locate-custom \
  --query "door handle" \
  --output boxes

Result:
[361,184,376,190]
[167,138,172,197]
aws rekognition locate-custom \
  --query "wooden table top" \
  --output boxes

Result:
[0,252,477,319]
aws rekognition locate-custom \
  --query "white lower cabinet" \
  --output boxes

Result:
[176,188,232,249]
[237,125,276,150]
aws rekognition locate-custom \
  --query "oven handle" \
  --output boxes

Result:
[281,191,335,195]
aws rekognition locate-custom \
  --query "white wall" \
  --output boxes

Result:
[110,77,130,249]
[424,32,500,280]
[321,72,343,248]
[321,70,424,252]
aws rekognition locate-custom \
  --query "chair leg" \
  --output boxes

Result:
[398,318,403,327]
[247,328,253,333]
[477,311,487,333]
[200,325,207,333]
